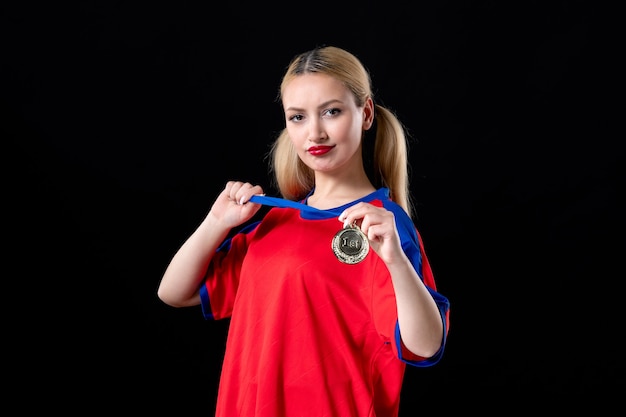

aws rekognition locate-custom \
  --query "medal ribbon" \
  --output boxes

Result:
[249,194,369,264]
[248,194,344,218]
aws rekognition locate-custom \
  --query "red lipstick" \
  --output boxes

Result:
[308,145,334,156]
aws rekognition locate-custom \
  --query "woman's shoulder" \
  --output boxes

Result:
[372,188,419,243]
[370,188,409,219]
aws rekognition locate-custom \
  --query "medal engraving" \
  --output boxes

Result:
[332,223,369,264]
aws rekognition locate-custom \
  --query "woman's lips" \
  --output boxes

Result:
[308,145,334,156]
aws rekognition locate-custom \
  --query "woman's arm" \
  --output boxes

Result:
[157,181,264,307]
[339,202,444,358]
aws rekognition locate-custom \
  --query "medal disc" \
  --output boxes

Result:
[332,223,369,264]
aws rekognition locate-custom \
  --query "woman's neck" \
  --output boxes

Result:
[306,174,376,210]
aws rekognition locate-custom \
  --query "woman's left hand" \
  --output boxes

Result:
[338,202,405,265]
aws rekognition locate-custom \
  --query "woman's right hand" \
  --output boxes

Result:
[208,181,265,229]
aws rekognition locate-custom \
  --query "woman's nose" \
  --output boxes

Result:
[307,120,328,142]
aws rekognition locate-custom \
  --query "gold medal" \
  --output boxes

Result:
[332,223,369,264]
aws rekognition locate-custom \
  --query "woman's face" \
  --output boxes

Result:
[282,73,373,174]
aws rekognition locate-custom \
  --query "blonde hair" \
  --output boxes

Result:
[270,46,414,218]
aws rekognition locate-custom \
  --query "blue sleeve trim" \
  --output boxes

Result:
[391,269,449,366]
[199,284,214,320]
[395,290,449,367]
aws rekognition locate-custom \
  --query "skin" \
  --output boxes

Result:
[157,73,444,358]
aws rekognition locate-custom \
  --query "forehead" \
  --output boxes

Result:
[282,73,353,108]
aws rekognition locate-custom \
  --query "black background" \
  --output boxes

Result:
[3,1,623,414]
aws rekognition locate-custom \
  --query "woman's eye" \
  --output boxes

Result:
[288,114,304,122]
[324,108,341,117]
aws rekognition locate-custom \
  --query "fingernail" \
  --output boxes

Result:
[239,196,246,205]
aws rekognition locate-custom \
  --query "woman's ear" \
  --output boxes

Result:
[363,97,374,130]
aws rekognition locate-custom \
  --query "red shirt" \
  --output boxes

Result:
[200,188,450,416]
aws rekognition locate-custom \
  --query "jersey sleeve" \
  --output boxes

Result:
[199,221,260,320]
[383,201,451,367]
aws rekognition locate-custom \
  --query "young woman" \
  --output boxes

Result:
[158,45,450,417]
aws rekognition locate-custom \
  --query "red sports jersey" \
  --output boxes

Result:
[200,188,450,417]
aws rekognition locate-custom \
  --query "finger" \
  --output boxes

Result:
[338,202,368,224]
[237,184,264,205]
